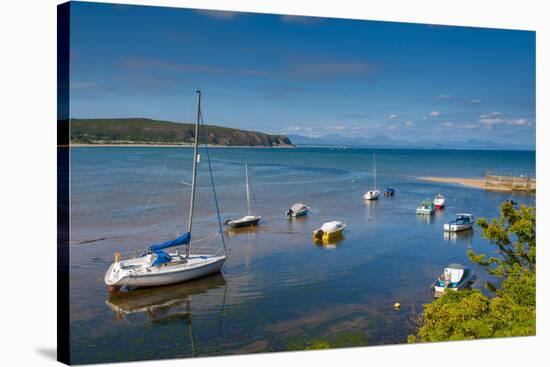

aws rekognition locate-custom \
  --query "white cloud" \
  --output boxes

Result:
[334,124,346,130]
[478,113,529,127]
[280,15,321,25]
[479,118,503,126]
[463,124,477,129]
[429,110,441,117]
[436,94,453,100]
[404,121,415,127]
[508,118,529,126]
[195,10,239,19]
[388,114,400,120]
[469,98,483,104]
[480,112,501,119]
[286,126,302,132]
[439,122,454,128]
[387,125,397,130]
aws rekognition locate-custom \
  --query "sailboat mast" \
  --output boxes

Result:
[373,153,377,190]
[186,90,201,258]
[245,163,251,216]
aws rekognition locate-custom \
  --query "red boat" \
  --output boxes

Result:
[433,194,445,209]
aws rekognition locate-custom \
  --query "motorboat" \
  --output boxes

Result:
[433,263,476,295]
[104,90,227,292]
[313,221,346,241]
[444,213,474,232]
[286,202,310,217]
[384,187,396,196]
[433,193,446,209]
[416,200,435,215]
[225,163,262,229]
[363,153,380,200]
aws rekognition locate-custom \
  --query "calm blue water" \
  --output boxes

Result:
[69,147,535,364]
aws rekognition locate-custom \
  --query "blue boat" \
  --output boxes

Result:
[433,263,476,296]
[384,187,396,196]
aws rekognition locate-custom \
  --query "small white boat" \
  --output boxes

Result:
[444,213,474,232]
[433,193,445,209]
[433,263,475,295]
[416,200,435,215]
[225,163,262,228]
[363,153,380,200]
[104,90,227,291]
[286,202,310,217]
[313,221,346,241]
[226,215,262,228]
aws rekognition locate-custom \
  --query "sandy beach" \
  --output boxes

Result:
[418,176,488,190]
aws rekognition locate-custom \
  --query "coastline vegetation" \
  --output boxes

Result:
[70,118,293,147]
[409,201,536,342]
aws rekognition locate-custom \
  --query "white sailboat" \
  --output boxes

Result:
[225,164,262,228]
[104,90,227,291]
[363,153,380,200]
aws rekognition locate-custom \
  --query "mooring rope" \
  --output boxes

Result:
[199,101,229,257]
[125,146,176,254]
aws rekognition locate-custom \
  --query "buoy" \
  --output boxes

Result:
[394,302,401,310]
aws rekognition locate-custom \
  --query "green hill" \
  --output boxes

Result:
[70,118,293,147]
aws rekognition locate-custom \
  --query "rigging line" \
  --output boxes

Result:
[126,141,176,253]
[216,279,228,353]
[124,91,196,254]
[199,103,229,256]
[246,165,259,212]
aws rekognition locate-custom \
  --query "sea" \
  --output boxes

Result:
[68,147,535,364]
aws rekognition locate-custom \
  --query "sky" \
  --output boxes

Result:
[70,2,536,147]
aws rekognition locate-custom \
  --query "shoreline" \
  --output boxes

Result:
[67,143,295,148]
[418,176,490,190]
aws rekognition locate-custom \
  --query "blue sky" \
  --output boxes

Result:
[70,2,536,146]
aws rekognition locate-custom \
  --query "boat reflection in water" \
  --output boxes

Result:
[106,273,227,323]
[313,235,345,250]
[443,229,474,245]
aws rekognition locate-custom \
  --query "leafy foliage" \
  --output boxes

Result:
[469,201,535,290]
[409,201,536,343]
[70,118,293,147]
[286,331,368,351]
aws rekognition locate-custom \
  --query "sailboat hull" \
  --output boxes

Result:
[105,255,226,290]
[227,215,262,228]
[363,190,380,200]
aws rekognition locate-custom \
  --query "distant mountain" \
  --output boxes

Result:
[71,118,293,147]
[286,134,533,150]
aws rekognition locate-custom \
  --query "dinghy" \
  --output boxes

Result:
[313,221,346,241]
[416,200,435,215]
[444,213,474,232]
[384,186,395,196]
[363,153,380,200]
[286,202,310,217]
[104,90,227,292]
[225,164,262,229]
[433,193,445,209]
[433,263,475,295]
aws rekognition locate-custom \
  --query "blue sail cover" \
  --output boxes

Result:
[151,251,172,267]
[148,232,191,252]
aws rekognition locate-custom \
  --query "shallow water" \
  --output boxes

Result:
[69,147,535,364]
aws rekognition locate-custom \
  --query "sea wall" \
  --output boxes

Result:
[485,172,536,192]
